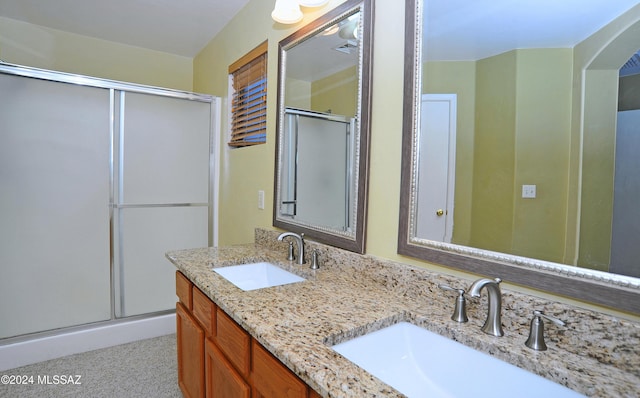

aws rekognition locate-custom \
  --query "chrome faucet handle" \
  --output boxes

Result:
[525,310,566,351]
[438,284,469,323]
[310,249,320,270]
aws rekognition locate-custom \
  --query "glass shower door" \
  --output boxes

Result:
[0,74,112,339]
[113,91,212,317]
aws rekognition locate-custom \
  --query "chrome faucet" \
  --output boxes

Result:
[277,232,306,265]
[469,278,504,336]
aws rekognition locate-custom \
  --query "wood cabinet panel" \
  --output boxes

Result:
[176,302,205,398]
[176,271,192,309]
[177,274,319,398]
[215,308,251,377]
[206,338,251,398]
[251,340,308,398]
[193,286,216,337]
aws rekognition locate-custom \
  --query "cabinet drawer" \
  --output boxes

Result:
[251,340,307,398]
[205,339,250,398]
[176,271,193,309]
[192,286,216,337]
[215,308,250,377]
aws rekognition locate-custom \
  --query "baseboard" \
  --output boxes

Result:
[0,314,176,371]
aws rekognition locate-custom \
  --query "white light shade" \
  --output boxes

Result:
[272,0,303,24]
[338,20,358,40]
[298,0,329,7]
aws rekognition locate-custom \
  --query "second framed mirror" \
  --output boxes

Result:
[273,0,373,253]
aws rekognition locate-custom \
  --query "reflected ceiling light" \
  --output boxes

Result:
[321,24,340,36]
[338,19,359,40]
[299,0,330,7]
[272,0,303,24]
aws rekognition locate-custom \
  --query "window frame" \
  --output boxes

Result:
[228,41,268,147]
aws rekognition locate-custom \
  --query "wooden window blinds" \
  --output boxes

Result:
[228,41,268,147]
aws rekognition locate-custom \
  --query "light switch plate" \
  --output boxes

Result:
[258,190,265,209]
[522,184,536,199]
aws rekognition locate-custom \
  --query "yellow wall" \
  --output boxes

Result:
[311,65,358,116]
[426,50,572,263]
[285,77,312,109]
[284,65,357,116]
[0,16,193,90]
[511,49,573,262]
[193,0,347,245]
[471,50,517,253]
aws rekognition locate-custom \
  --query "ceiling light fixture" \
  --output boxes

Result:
[338,17,359,40]
[271,0,303,24]
[272,0,329,25]
[298,0,330,7]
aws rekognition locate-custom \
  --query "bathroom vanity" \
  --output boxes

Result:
[167,229,640,398]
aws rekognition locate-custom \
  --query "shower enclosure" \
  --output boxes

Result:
[0,63,217,341]
[279,108,355,232]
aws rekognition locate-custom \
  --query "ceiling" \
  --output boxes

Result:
[0,0,637,62]
[425,0,640,61]
[0,0,250,57]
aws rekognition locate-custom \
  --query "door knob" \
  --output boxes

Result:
[436,209,444,216]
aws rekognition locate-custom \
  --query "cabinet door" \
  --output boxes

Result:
[251,340,308,398]
[206,339,250,398]
[177,302,205,398]
[215,309,251,377]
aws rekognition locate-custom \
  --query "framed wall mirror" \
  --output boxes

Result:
[273,0,373,253]
[399,0,640,314]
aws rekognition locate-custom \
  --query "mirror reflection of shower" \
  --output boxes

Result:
[280,108,356,231]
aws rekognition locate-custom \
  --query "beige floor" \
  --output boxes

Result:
[0,334,181,398]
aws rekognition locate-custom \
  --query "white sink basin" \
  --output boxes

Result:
[332,322,584,398]
[213,262,305,291]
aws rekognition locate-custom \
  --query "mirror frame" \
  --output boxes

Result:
[398,0,640,315]
[273,0,373,253]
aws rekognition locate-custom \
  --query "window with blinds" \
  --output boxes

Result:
[228,41,268,147]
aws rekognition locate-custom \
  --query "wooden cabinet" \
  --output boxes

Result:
[193,285,216,337]
[176,271,321,398]
[215,308,251,377]
[176,270,193,309]
[176,302,205,398]
[251,340,308,398]
[206,339,250,398]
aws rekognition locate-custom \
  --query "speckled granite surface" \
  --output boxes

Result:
[166,229,640,398]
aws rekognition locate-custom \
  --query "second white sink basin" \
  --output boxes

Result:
[213,262,305,291]
[332,322,584,398]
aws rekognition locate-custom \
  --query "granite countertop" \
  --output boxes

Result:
[166,232,640,398]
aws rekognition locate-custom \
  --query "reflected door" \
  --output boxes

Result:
[415,94,457,242]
